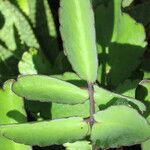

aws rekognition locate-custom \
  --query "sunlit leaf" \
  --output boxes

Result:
[60,0,98,82]
[12,75,88,104]
[91,105,150,149]
[0,117,90,147]
[0,80,31,150]
[18,48,51,75]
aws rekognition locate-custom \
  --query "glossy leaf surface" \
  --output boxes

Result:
[91,106,150,149]
[12,75,88,104]
[60,0,98,82]
[0,118,89,146]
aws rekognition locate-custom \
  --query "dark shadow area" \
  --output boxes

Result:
[33,145,65,150]
[0,11,5,29]
[52,51,72,74]
[7,110,27,123]
[95,0,114,86]
[49,0,63,52]
[35,0,59,64]
[136,85,148,101]
[65,80,87,87]
[107,43,145,88]
[95,0,146,89]
[25,101,52,120]
[124,145,141,150]
[32,49,52,75]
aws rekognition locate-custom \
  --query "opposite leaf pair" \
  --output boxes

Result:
[1,75,150,149]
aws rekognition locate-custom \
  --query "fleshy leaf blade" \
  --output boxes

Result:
[91,106,150,149]
[12,75,88,104]
[0,117,90,146]
[59,0,98,82]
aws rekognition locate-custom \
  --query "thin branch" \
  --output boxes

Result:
[88,82,95,150]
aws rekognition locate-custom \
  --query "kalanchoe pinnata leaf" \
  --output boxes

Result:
[12,75,88,104]
[94,85,146,112]
[136,80,150,150]
[18,48,51,75]
[122,0,133,7]
[59,0,98,82]
[13,0,29,15]
[0,80,31,150]
[50,72,98,119]
[51,100,99,119]
[11,0,36,26]
[0,1,39,50]
[142,139,150,150]
[0,117,90,147]
[91,105,150,149]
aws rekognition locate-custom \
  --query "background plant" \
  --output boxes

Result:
[0,0,150,150]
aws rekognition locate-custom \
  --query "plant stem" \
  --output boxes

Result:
[88,82,95,150]
[88,82,95,126]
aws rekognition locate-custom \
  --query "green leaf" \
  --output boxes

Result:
[136,80,150,150]
[12,75,88,104]
[51,100,99,119]
[11,0,29,15]
[64,141,91,150]
[122,0,133,8]
[59,0,98,82]
[52,101,90,119]
[0,80,31,150]
[0,80,27,124]
[142,139,150,150]
[91,105,150,149]
[50,72,98,119]
[94,85,146,112]
[95,0,146,87]
[0,1,39,49]
[18,48,51,75]
[0,117,90,146]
